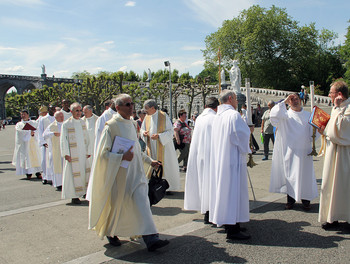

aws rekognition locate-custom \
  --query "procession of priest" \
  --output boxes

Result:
[11,80,350,251]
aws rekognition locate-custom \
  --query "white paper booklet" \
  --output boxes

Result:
[111,136,135,168]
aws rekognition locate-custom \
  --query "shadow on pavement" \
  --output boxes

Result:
[105,234,247,263]
[163,191,184,200]
[0,161,12,164]
[65,200,89,206]
[227,219,349,249]
[251,202,320,214]
[151,206,196,216]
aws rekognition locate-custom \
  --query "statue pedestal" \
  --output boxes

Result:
[236,92,246,112]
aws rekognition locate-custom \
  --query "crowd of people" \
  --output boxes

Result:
[10,80,350,251]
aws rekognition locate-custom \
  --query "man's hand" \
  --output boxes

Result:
[317,125,325,135]
[285,94,293,105]
[54,132,60,137]
[122,146,134,161]
[43,143,48,148]
[150,134,159,140]
[151,160,161,168]
[65,155,72,162]
[334,95,344,107]
[143,131,149,137]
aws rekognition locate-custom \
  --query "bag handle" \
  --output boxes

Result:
[151,163,163,179]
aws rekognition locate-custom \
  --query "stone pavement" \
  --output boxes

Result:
[1,103,349,264]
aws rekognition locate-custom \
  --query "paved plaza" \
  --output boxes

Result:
[1,103,350,264]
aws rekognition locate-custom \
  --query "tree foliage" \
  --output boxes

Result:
[203,5,345,94]
[340,21,350,84]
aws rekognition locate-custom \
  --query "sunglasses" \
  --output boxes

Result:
[123,102,135,107]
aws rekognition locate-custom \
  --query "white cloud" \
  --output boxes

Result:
[125,1,136,7]
[191,60,204,66]
[0,0,45,6]
[0,17,46,30]
[184,0,255,28]
[4,65,24,72]
[182,46,204,51]
[119,66,128,72]
[103,41,115,45]
[0,46,18,53]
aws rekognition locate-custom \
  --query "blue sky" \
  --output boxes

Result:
[0,0,349,79]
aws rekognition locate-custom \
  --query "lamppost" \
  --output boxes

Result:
[164,61,172,122]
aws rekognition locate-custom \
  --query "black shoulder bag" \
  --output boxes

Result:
[148,165,169,206]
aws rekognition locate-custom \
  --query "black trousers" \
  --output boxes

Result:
[263,133,275,157]
[251,133,259,151]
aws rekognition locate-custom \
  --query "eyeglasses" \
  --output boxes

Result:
[123,102,134,107]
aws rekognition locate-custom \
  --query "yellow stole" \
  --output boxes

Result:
[49,121,63,174]
[144,111,166,177]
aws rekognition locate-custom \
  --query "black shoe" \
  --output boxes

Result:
[285,203,294,210]
[56,186,62,191]
[226,231,251,240]
[204,211,211,224]
[42,180,48,185]
[224,224,247,233]
[107,236,122,246]
[71,198,81,204]
[26,174,32,180]
[262,156,268,161]
[302,204,311,211]
[147,239,170,252]
[322,221,339,230]
[36,172,42,179]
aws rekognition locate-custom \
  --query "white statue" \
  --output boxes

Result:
[220,69,226,85]
[41,64,46,75]
[146,68,152,82]
[229,60,241,94]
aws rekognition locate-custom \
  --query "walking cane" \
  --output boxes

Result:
[247,169,256,201]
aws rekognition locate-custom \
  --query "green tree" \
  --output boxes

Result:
[340,21,350,84]
[203,5,344,92]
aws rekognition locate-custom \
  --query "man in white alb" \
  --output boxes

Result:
[141,99,180,192]
[82,105,99,164]
[184,97,219,224]
[37,104,56,184]
[60,102,91,204]
[43,111,64,191]
[94,100,117,155]
[12,109,42,180]
[88,94,169,251]
[269,93,318,210]
[209,90,251,240]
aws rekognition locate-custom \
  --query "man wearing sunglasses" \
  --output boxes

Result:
[88,94,169,251]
